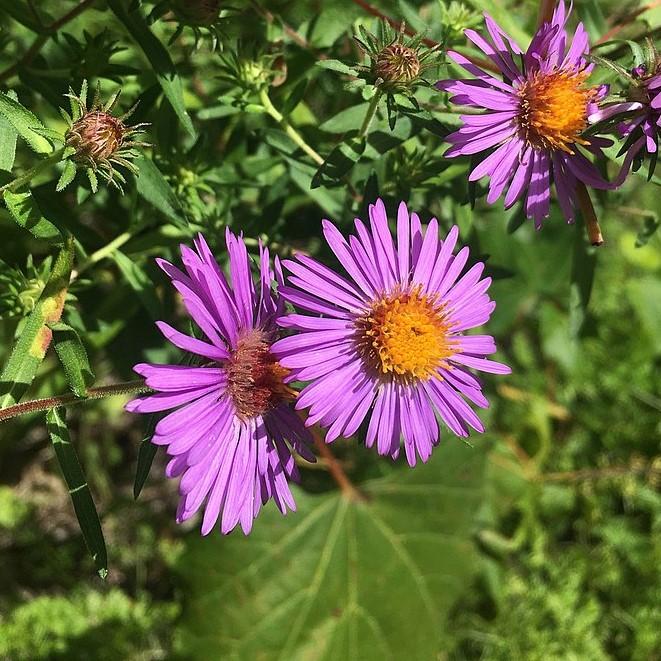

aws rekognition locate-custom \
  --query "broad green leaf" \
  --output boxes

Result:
[135,156,187,227]
[3,190,64,243]
[0,92,52,154]
[0,91,19,172]
[176,441,485,659]
[319,103,369,133]
[286,158,344,218]
[46,407,108,579]
[111,249,161,319]
[49,322,95,398]
[0,237,74,408]
[108,0,196,137]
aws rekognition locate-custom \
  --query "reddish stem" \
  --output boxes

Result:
[576,183,604,246]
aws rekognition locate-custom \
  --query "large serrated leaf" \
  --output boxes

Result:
[108,0,196,138]
[46,407,108,579]
[176,441,485,660]
[0,92,52,154]
[0,237,74,408]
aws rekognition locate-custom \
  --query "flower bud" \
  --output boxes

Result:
[65,111,125,165]
[374,43,421,84]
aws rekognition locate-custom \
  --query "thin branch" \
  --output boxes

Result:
[305,419,365,501]
[576,183,604,246]
[0,0,98,83]
[0,380,149,423]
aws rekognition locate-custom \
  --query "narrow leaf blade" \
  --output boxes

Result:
[46,407,108,578]
[49,322,95,397]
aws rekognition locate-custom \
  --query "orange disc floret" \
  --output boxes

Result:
[517,68,597,153]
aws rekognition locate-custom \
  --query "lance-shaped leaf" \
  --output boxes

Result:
[108,0,196,137]
[135,156,187,227]
[3,190,64,243]
[46,407,108,579]
[134,415,159,500]
[311,136,366,188]
[49,322,95,397]
[0,91,19,172]
[111,249,161,319]
[0,92,52,154]
[0,237,74,408]
[177,440,485,659]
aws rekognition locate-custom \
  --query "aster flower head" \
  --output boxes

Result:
[589,40,661,177]
[438,1,613,228]
[126,232,314,535]
[272,200,510,467]
[62,80,149,193]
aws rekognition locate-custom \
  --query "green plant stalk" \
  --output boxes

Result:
[358,90,383,137]
[74,230,134,279]
[0,148,65,194]
[258,88,324,166]
[0,379,150,423]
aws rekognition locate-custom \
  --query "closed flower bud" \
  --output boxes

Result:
[375,43,421,84]
[66,111,125,165]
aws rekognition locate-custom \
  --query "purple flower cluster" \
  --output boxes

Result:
[438,1,613,228]
[127,202,510,535]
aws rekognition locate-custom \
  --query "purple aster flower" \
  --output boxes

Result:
[272,200,510,467]
[126,231,314,535]
[589,60,661,173]
[437,1,613,228]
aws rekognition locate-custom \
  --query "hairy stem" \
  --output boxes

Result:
[0,148,65,194]
[259,88,325,166]
[0,380,150,423]
[576,183,604,246]
[308,424,365,501]
[0,0,98,82]
[359,90,382,137]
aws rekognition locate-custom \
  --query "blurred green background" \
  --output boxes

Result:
[0,0,659,659]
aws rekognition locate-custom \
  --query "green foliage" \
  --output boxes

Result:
[0,0,659,659]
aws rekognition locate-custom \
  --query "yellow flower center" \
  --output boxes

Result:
[518,69,596,153]
[355,287,455,381]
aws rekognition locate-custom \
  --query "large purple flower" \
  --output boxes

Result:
[589,63,661,173]
[437,1,612,228]
[272,200,510,467]
[126,232,314,535]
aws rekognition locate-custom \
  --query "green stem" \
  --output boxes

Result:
[358,90,383,138]
[0,148,65,194]
[74,230,133,279]
[259,88,324,166]
[0,380,150,423]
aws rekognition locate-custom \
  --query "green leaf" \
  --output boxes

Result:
[281,79,309,117]
[46,407,108,579]
[0,0,47,33]
[627,278,661,355]
[315,59,360,76]
[135,156,187,227]
[49,322,95,398]
[176,441,485,659]
[0,237,74,408]
[319,103,370,133]
[134,416,159,500]
[108,0,196,138]
[0,90,19,172]
[56,160,77,192]
[111,249,161,319]
[2,189,64,243]
[0,92,52,154]
[311,136,366,188]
